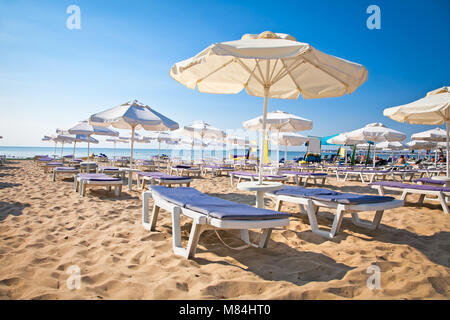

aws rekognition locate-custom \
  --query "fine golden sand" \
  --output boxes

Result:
[0,160,449,299]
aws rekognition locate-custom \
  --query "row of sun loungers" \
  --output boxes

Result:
[142,185,403,258]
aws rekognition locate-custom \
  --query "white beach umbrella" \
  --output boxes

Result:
[327,133,362,163]
[270,132,308,162]
[243,110,313,164]
[89,100,179,168]
[384,86,450,175]
[377,141,408,151]
[70,134,99,159]
[226,135,249,146]
[327,133,362,145]
[346,123,406,167]
[64,121,119,157]
[52,134,74,158]
[411,127,447,142]
[105,137,129,160]
[146,132,180,158]
[407,140,437,161]
[42,135,58,157]
[176,121,225,160]
[170,31,367,183]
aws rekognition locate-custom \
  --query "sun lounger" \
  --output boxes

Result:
[43,162,64,173]
[140,160,158,171]
[336,169,391,183]
[74,173,122,197]
[390,169,417,182]
[201,165,235,177]
[137,172,192,189]
[370,181,450,214]
[142,186,290,259]
[413,177,445,185]
[279,171,328,187]
[52,167,79,181]
[170,165,202,177]
[229,171,288,185]
[80,162,98,173]
[267,185,402,239]
[98,166,121,176]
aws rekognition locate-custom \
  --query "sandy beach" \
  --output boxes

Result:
[0,160,448,300]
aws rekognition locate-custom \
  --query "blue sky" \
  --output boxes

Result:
[0,0,449,149]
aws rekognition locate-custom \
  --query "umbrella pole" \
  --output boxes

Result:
[276,130,280,166]
[258,88,269,184]
[87,134,90,158]
[130,126,135,169]
[373,142,377,168]
[54,141,57,159]
[158,141,161,158]
[73,141,76,159]
[61,141,64,159]
[446,121,449,177]
[284,143,287,163]
[114,142,116,161]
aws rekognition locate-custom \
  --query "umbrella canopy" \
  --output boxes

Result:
[226,135,249,146]
[243,110,313,164]
[63,121,117,157]
[407,140,436,150]
[411,127,447,142]
[377,141,408,151]
[243,110,313,132]
[384,86,450,175]
[170,31,367,183]
[146,132,180,157]
[176,121,225,160]
[270,132,308,162]
[89,100,179,168]
[51,134,74,158]
[326,132,362,145]
[347,123,406,167]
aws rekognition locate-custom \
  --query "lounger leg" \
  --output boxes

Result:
[305,199,331,238]
[351,210,384,230]
[230,175,234,186]
[258,228,273,248]
[437,192,450,214]
[114,185,120,196]
[240,230,250,243]
[171,207,205,259]
[142,191,152,230]
[329,205,346,238]
[80,182,86,197]
[400,191,408,201]
[418,194,425,205]
[275,199,283,211]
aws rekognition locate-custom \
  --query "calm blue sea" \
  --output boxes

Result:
[0,146,415,161]
[0,146,310,161]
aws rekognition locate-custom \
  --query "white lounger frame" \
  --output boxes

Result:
[371,184,450,214]
[282,173,327,187]
[268,193,403,239]
[142,191,290,259]
[335,170,391,183]
[229,173,288,186]
[52,169,79,181]
[137,174,192,190]
[201,166,234,177]
[74,176,123,197]
[169,167,202,177]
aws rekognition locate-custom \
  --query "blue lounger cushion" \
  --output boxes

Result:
[272,185,395,205]
[150,186,290,220]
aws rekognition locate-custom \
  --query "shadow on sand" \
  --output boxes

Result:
[0,201,30,221]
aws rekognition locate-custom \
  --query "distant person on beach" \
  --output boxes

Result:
[396,155,405,165]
